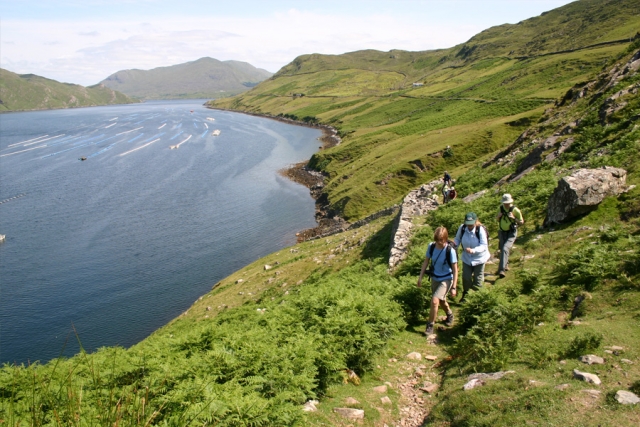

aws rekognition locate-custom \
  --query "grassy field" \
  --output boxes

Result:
[2,0,639,425]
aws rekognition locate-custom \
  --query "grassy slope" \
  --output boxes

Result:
[1,1,639,426]
[0,69,137,112]
[211,0,640,220]
[99,58,273,100]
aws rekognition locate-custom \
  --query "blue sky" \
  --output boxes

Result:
[1,0,576,86]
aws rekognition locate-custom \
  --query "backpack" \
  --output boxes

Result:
[427,242,455,276]
[458,224,489,249]
[500,205,518,231]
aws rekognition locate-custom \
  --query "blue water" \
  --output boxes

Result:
[0,100,321,365]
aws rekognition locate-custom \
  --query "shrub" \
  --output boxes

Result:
[451,290,549,372]
[564,332,603,358]
[553,244,618,290]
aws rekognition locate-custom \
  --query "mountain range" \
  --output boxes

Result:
[99,57,273,100]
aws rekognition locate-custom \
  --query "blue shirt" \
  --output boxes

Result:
[426,243,458,280]
[453,225,490,266]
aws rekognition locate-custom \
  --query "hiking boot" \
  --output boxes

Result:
[459,291,467,303]
[425,322,434,335]
[445,312,454,327]
[498,271,506,279]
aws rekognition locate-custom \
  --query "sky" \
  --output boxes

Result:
[1,0,577,86]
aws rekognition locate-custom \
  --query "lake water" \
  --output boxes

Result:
[0,100,321,365]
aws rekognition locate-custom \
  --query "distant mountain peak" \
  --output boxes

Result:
[100,57,273,100]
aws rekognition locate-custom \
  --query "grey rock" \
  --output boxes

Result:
[555,383,570,391]
[468,371,515,381]
[406,352,422,361]
[573,369,601,385]
[333,407,365,419]
[420,382,439,393]
[373,385,388,393]
[615,390,640,405]
[580,389,601,398]
[380,396,392,405]
[462,189,488,203]
[344,397,360,405]
[302,400,319,412]
[546,167,627,224]
[463,378,485,390]
[579,354,605,365]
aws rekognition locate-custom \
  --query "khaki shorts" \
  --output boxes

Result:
[431,278,453,300]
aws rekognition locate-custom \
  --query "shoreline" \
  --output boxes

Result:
[206,105,349,241]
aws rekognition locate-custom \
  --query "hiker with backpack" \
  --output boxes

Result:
[417,226,458,335]
[496,193,524,278]
[443,171,452,187]
[453,212,490,302]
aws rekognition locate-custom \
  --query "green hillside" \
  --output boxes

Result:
[210,0,640,220]
[2,0,640,425]
[99,57,273,100]
[0,69,137,112]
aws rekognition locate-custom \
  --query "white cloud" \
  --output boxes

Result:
[0,2,571,86]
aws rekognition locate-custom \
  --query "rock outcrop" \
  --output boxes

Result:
[388,180,440,269]
[545,167,627,224]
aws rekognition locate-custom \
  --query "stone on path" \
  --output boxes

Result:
[580,389,601,398]
[463,378,485,390]
[573,369,601,385]
[333,407,365,419]
[406,352,422,360]
[579,354,605,365]
[420,382,439,393]
[425,355,438,361]
[344,397,360,405]
[615,390,640,405]
[380,396,392,405]
[373,385,388,393]
[302,400,319,412]
[468,371,515,381]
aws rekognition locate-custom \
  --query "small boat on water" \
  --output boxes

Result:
[206,117,215,121]
[212,129,221,136]
[79,157,87,161]
[170,145,178,149]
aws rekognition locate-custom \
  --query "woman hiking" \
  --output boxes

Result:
[417,226,458,335]
[453,212,490,302]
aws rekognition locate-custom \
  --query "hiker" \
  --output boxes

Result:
[442,181,457,204]
[453,212,490,302]
[496,193,524,278]
[442,182,451,203]
[443,170,452,186]
[417,226,458,335]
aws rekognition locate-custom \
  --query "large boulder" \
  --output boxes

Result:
[546,167,627,224]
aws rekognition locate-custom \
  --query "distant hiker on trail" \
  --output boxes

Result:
[417,226,458,335]
[496,193,524,278]
[453,212,490,302]
[442,181,457,204]
[443,170,452,186]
